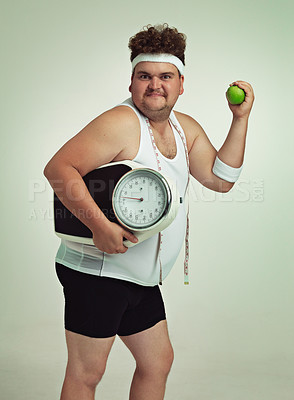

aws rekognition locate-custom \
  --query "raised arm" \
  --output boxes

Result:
[175,80,254,192]
[43,106,139,253]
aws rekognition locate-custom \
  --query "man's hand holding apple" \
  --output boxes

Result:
[226,81,255,120]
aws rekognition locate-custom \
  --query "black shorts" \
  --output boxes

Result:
[56,263,166,338]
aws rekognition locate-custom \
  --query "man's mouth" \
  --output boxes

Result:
[145,91,166,97]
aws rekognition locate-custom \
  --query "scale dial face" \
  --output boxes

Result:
[112,169,171,230]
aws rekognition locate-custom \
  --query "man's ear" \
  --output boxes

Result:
[179,75,184,95]
[129,73,134,93]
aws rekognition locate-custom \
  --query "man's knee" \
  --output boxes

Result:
[83,363,107,388]
[66,359,107,389]
[160,345,174,375]
[139,345,174,378]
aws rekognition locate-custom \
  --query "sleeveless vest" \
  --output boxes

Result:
[55,98,189,286]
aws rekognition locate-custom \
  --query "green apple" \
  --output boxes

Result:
[226,85,245,105]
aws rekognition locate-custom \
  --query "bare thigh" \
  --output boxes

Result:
[119,320,174,370]
[65,329,116,375]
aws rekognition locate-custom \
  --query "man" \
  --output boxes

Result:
[44,24,254,400]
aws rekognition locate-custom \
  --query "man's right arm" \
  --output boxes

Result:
[43,106,138,253]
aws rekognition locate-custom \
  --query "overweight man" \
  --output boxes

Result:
[44,24,254,400]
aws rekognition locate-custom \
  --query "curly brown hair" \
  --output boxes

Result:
[128,24,186,65]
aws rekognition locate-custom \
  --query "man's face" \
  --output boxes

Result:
[129,62,184,122]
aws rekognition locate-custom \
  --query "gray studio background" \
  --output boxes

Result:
[1,0,293,399]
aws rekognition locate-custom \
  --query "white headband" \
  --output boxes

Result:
[131,53,185,75]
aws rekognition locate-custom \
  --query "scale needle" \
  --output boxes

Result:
[121,197,144,201]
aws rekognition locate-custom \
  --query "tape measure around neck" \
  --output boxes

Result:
[145,116,190,285]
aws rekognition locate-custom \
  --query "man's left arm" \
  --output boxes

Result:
[176,80,255,193]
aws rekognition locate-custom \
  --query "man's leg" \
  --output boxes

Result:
[119,320,174,400]
[60,329,115,400]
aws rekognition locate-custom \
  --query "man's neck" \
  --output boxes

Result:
[148,119,171,135]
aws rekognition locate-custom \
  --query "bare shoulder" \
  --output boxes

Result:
[96,105,139,131]
[174,111,206,151]
[84,105,139,142]
[46,105,140,176]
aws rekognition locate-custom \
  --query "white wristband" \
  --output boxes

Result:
[212,156,243,183]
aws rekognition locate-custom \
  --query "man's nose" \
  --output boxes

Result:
[148,76,161,90]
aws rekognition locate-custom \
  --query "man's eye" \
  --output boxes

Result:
[140,75,150,80]
[162,75,171,80]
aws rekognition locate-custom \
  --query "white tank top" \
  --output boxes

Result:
[55,98,189,286]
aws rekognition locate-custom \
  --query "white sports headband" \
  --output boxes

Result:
[131,53,185,75]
